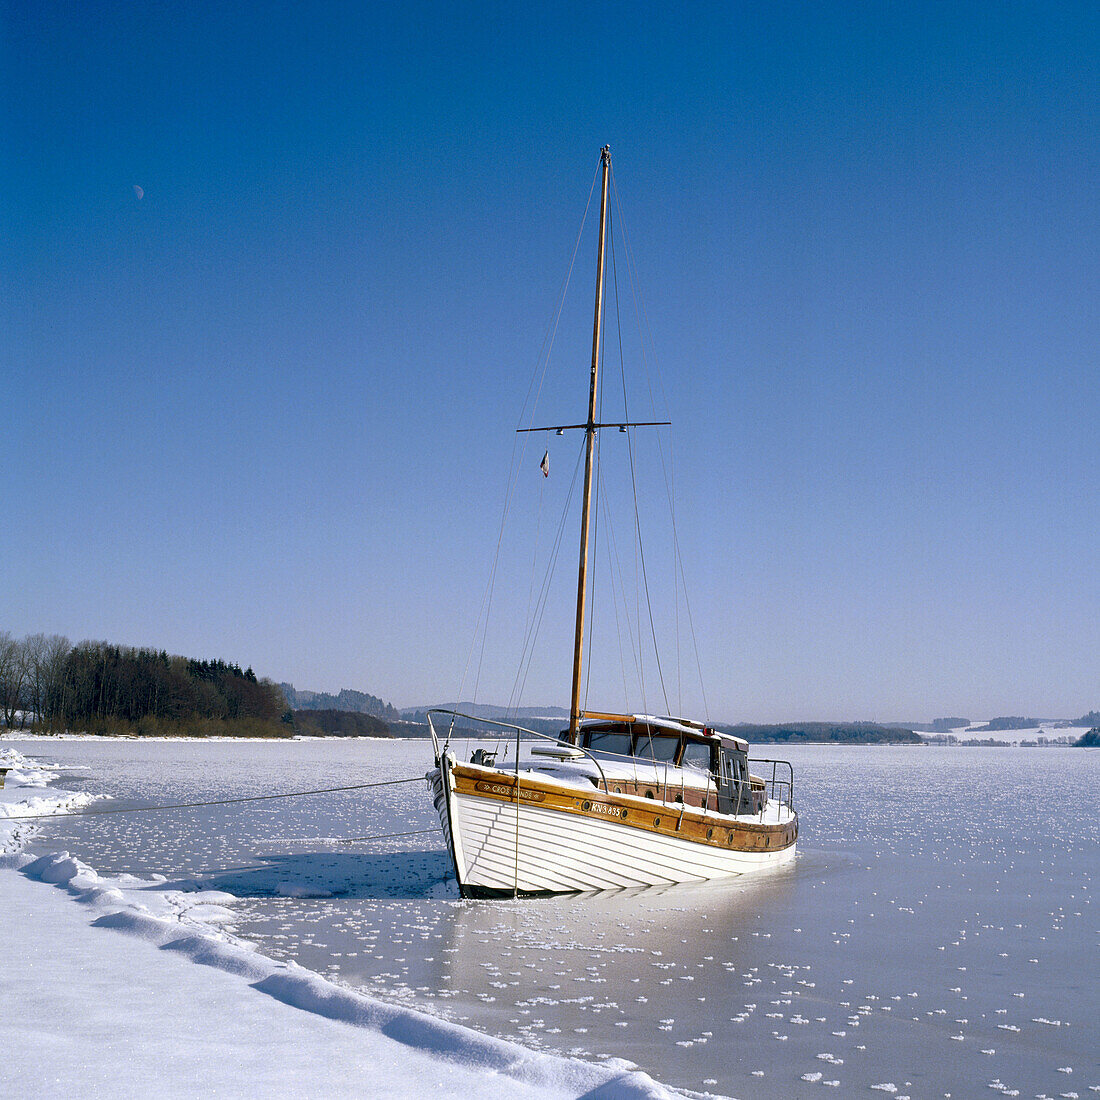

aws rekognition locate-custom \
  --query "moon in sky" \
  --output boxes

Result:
[133,185,144,200]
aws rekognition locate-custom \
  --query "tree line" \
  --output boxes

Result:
[0,631,288,736]
[716,721,922,745]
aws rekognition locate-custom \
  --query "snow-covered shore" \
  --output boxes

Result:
[0,747,682,1099]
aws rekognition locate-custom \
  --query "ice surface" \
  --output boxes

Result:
[0,744,680,1099]
[4,736,1099,1098]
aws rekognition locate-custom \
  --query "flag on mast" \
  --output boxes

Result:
[540,450,550,477]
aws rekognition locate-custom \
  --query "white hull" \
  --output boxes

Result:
[430,755,795,897]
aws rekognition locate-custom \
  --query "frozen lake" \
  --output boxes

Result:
[14,736,1098,1099]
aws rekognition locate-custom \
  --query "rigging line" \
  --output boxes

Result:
[611,173,673,431]
[462,162,600,712]
[612,183,696,706]
[469,418,535,710]
[518,430,550,699]
[510,157,600,514]
[603,200,646,712]
[626,398,669,719]
[673,427,681,718]
[607,206,650,718]
[265,828,441,845]
[516,158,601,431]
[673,531,710,721]
[511,439,584,709]
[509,438,586,712]
[609,215,670,719]
[469,428,531,709]
[601,483,647,718]
[463,459,511,712]
[330,828,440,844]
[593,211,645,720]
[0,776,427,821]
[514,442,584,710]
[601,210,650,715]
[603,505,632,708]
[612,175,709,723]
[503,163,600,714]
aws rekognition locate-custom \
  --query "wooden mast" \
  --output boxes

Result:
[568,144,611,742]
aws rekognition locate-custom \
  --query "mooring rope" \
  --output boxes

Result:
[0,774,427,821]
[329,827,439,844]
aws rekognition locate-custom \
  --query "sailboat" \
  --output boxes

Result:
[426,147,798,897]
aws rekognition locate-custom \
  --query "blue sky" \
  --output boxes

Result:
[2,2,1097,721]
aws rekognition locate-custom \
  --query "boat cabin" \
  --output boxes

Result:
[568,714,764,816]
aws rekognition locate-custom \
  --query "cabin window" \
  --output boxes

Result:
[720,750,746,785]
[585,731,633,758]
[634,733,678,762]
[719,753,733,783]
[681,741,712,774]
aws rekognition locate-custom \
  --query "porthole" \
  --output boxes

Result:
[765,836,771,847]
[727,831,735,845]
[706,827,714,840]
[614,786,622,794]
[582,800,591,811]
[654,816,662,827]
[620,809,628,819]
[644,790,655,799]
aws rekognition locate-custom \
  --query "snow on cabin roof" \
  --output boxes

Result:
[579,713,749,752]
[718,733,749,752]
[632,714,710,735]
[579,713,700,736]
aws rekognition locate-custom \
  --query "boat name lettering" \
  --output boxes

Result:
[475,781,545,802]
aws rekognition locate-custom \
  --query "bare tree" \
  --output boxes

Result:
[20,633,70,729]
[21,633,47,726]
[0,631,27,728]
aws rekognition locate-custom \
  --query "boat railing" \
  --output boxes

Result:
[426,708,610,793]
[583,747,716,808]
[749,757,795,815]
[428,709,795,818]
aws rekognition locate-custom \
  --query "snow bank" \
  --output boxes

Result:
[0,746,95,858]
[1,748,687,1099]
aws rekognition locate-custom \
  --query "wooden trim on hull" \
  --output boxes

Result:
[452,764,797,852]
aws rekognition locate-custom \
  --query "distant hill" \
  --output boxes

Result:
[883,717,970,733]
[293,709,391,738]
[1074,710,1100,727]
[717,722,922,745]
[401,702,569,721]
[397,710,566,739]
[973,716,1038,732]
[930,717,971,733]
[281,684,399,721]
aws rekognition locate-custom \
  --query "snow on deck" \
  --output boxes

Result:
[526,756,714,790]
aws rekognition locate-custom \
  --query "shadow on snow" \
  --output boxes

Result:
[156,849,458,901]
